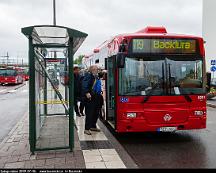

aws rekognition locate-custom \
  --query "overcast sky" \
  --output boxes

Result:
[0,0,202,62]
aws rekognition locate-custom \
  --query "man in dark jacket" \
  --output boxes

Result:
[82,65,101,135]
[79,72,85,116]
[74,66,82,117]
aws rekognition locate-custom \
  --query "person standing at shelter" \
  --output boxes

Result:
[79,70,86,116]
[82,65,101,135]
[74,66,82,117]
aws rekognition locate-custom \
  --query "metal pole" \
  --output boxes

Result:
[44,61,48,115]
[53,0,56,26]
[29,37,36,154]
[6,52,9,66]
[17,57,18,66]
[68,38,74,151]
[65,59,68,112]
[53,0,58,99]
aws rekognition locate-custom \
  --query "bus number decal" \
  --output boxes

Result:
[133,39,144,51]
[198,96,205,100]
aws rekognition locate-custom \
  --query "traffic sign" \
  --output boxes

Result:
[211,66,216,72]
[211,60,216,66]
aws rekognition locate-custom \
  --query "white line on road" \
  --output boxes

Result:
[0,89,7,93]
[8,90,17,93]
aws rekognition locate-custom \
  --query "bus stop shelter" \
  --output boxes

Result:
[21,25,88,154]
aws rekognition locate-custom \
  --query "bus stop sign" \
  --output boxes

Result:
[211,66,216,72]
[211,60,216,66]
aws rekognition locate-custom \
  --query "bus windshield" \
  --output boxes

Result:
[119,56,205,96]
[0,69,17,76]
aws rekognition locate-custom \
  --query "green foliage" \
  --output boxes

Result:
[210,87,216,93]
[74,55,84,65]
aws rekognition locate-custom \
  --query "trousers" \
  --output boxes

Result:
[84,95,100,130]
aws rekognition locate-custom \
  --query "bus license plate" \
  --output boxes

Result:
[158,127,177,132]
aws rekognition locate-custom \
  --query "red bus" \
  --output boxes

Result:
[85,26,207,133]
[0,67,24,85]
[22,68,29,81]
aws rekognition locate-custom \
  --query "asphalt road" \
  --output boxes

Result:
[116,107,216,168]
[0,83,28,142]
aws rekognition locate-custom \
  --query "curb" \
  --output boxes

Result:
[0,111,28,149]
[98,120,139,169]
[14,83,26,90]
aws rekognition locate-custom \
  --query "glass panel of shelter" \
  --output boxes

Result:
[35,47,69,150]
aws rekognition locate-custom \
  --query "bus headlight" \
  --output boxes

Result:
[127,113,137,118]
[194,111,204,116]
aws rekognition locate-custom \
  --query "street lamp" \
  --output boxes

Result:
[53,0,56,26]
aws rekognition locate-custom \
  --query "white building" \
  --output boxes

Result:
[203,0,216,77]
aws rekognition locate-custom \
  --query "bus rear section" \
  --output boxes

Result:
[100,27,207,133]
[0,68,24,85]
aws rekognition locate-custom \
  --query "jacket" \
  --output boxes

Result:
[81,72,95,97]
[74,73,82,98]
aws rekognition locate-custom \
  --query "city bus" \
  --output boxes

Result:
[22,68,29,81]
[84,26,207,133]
[0,67,24,85]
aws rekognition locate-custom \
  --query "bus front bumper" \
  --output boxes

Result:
[116,117,206,133]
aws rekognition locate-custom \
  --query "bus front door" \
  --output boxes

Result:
[106,56,116,128]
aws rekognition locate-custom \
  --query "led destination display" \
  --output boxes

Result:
[132,39,197,54]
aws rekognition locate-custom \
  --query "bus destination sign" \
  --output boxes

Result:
[132,39,197,54]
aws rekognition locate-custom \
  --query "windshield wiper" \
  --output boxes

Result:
[142,83,159,103]
[142,63,165,103]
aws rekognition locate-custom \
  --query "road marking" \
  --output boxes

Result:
[0,89,7,93]
[8,90,17,93]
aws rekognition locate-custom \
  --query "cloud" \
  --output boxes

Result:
[0,0,202,61]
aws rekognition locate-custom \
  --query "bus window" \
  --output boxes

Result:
[119,57,205,96]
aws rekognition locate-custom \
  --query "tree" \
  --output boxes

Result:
[74,55,84,65]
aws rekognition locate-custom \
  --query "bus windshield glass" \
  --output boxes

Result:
[119,56,204,96]
[0,69,17,76]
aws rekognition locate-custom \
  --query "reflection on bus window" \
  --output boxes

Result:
[0,69,17,76]
[119,57,204,96]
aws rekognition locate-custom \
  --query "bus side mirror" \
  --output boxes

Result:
[206,72,211,93]
[116,53,125,68]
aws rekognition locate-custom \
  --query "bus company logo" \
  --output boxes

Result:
[163,114,172,122]
[120,97,129,103]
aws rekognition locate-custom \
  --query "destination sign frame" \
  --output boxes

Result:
[131,38,197,54]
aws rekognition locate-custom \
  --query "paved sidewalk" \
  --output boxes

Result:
[0,111,137,169]
[0,112,85,169]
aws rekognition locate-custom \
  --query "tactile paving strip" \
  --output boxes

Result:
[80,140,114,150]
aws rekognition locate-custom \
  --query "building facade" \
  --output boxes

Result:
[203,0,216,77]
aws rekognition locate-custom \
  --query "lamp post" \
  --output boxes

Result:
[53,0,56,26]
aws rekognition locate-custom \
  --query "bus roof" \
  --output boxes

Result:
[89,26,204,57]
[94,26,203,50]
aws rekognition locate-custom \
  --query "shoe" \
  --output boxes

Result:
[80,113,85,116]
[90,128,101,132]
[84,130,91,135]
